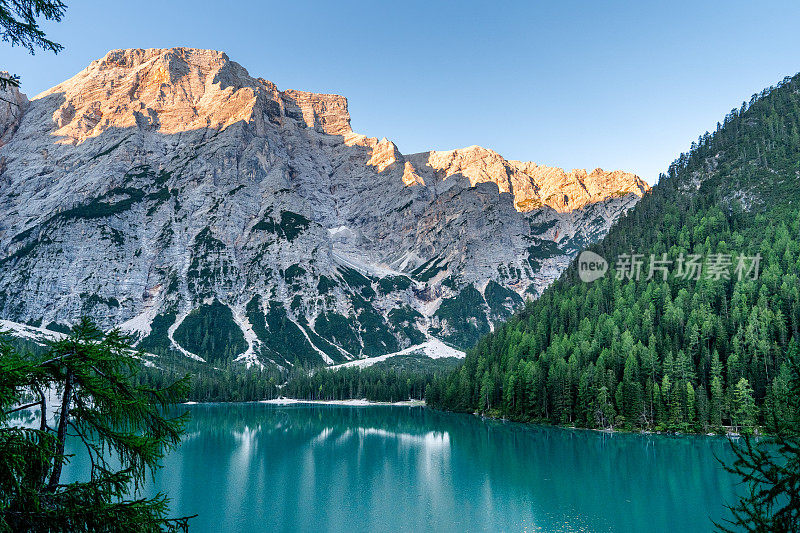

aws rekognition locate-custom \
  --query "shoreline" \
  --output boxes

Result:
[183,398,426,407]
[178,400,749,438]
[463,410,747,438]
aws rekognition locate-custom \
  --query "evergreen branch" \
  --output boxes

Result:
[3,400,41,415]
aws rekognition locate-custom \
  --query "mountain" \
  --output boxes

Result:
[0,48,647,369]
[427,73,800,432]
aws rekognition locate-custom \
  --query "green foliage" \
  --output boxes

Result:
[295,315,348,364]
[316,275,337,295]
[145,187,172,215]
[314,311,361,358]
[134,355,281,403]
[0,336,45,358]
[371,354,462,374]
[410,256,449,283]
[388,306,426,345]
[0,73,19,89]
[733,378,756,432]
[0,318,191,531]
[0,1,66,57]
[55,187,145,221]
[283,357,458,402]
[253,210,310,242]
[79,292,120,314]
[378,275,412,295]
[173,301,247,363]
[527,240,562,271]
[3,165,176,268]
[528,219,558,236]
[0,233,48,266]
[718,340,800,531]
[99,225,125,246]
[136,311,177,355]
[88,135,133,161]
[276,211,310,241]
[135,349,458,405]
[338,266,376,298]
[350,294,399,356]
[246,296,326,366]
[526,239,562,260]
[427,73,800,436]
[484,280,523,320]
[186,228,234,299]
[282,264,306,286]
[430,285,490,349]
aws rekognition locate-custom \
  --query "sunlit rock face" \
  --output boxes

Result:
[0,48,649,367]
[413,146,648,213]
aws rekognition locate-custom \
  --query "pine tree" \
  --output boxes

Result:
[0,319,192,531]
[686,382,697,427]
[733,378,757,433]
[711,351,726,427]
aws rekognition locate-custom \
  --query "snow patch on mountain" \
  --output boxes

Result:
[329,338,464,370]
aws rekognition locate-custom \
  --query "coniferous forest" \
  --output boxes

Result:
[283,356,461,402]
[426,74,800,434]
[131,352,458,403]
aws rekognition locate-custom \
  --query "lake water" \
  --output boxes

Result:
[66,403,743,532]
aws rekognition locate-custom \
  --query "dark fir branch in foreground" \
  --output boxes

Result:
[0,318,192,532]
[0,0,68,89]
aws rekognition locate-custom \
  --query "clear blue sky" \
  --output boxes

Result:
[4,0,800,183]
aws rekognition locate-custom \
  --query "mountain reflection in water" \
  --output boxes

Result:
[64,404,742,533]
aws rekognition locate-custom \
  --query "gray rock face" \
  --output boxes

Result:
[0,48,648,367]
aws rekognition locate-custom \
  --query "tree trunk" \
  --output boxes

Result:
[47,371,74,491]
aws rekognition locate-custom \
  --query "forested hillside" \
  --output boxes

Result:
[131,350,457,403]
[283,355,462,402]
[427,74,800,433]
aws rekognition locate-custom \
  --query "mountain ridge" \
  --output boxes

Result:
[0,47,647,368]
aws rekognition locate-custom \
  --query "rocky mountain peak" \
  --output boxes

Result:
[407,145,649,213]
[33,47,353,143]
[0,48,648,368]
[280,89,352,136]
[367,138,402,172]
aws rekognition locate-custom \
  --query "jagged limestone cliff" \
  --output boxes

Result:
[0,48,648,367]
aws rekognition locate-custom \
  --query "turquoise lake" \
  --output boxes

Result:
[66,403,743,532]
